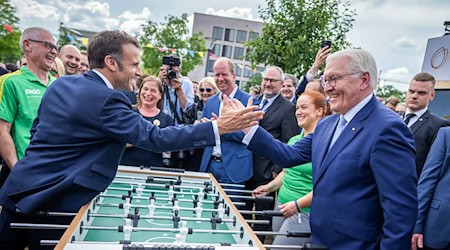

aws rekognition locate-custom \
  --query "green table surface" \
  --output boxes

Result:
[83,182,238,244]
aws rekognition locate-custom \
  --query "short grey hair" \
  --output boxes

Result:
[20,27,53,53]
[262,66,285,81]
[327,48,378,91]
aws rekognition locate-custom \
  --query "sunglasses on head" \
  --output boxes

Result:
[199,88,213,93]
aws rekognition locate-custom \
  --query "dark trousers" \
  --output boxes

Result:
[244,178,275,242]
[0,208,74,250]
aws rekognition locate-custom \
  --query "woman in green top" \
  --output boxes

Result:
[253,90,327,246]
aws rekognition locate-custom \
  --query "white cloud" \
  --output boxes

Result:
[379,67,411,90]
[205,7,257,21]
[394,37,419,50]
[10,0,59,23]
[62,2,119,31]
[118,7,151,35]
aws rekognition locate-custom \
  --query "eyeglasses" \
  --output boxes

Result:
[262,77,282,84]
[320,71,363,88]
[199,88,213,93]
[28,39,58,51]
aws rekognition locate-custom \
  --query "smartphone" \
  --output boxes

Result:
[321,40,332,48]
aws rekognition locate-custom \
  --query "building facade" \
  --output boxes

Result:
[188,13,264,88]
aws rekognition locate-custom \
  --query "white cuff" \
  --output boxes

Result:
[242,125,259,145]
[211,120,221,147]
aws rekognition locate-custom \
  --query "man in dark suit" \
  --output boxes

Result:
[199,57,254,185]
[244,66,298,234]
[404,72,449,176]
[242,48,417,249]
[0,31,263,249]
[412,127,450,250]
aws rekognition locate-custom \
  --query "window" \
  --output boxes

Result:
[212,26,223,40]
[224,28,235,42]
[256,66,265,73]
[233,47,245,60]
[235,63,243,77]
[207,60,215,73]
[212,44,221,57]
[222,45,232,58]
[244,66,254,78]
[248,31,259,41]
[236,30,247,43]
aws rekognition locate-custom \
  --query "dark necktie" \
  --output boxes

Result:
[260,99,269,112]
[404,113,416,126]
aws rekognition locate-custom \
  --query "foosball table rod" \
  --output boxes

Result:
[264,244,328,249]
[10,223,243,235]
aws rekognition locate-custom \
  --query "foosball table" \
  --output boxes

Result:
[55,166,265,250]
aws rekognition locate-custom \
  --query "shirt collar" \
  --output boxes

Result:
[261,93,280,106]
[342,93,373,124]
[92,69,114,89]
[220,84,238,100]
[405,107,427,118]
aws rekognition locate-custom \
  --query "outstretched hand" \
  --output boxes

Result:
[217,95,263,134]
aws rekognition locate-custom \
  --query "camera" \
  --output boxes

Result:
[321,40,332,48]
[162,55,181,81]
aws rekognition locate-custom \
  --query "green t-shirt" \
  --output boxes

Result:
[277,132,313,213]
[0,66,54,160]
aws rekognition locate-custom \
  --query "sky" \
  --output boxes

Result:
[10,0,450,91]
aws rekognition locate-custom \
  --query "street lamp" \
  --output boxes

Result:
[204,37,218,77]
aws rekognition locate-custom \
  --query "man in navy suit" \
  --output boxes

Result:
[242,48,418,249]
[0,31,263,249]
[199,57,253,185]
[412,127,450,250]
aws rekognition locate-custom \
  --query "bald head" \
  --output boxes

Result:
[58,45,81,75]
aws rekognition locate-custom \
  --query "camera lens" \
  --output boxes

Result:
[168,70,177,80]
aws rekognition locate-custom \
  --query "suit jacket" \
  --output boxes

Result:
[199,88,253,183]
[247,96,418,249]
[408,110,449,176]
[414,127,450,248]
[0,71,215,213]
[250,94,298,186]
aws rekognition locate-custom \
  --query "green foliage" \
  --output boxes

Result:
[246,0,356,76]
[0,0,21,63]
[138,14,206,76]
[376,84,406,101]
[243,72,262,92]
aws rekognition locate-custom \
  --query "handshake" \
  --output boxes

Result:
[210,95,264,135]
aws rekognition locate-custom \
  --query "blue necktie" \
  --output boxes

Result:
[329,116,347,149]
[260,99,269,112]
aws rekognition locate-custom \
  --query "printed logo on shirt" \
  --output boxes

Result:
[25,89,41,95]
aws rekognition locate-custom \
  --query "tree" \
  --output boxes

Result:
[376,84,406,102]
[246,0,356,76]
[0,0,21,63]
[243,72,262,92]
[138,14,206,76]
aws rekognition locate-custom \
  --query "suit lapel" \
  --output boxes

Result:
[410,110,430,134]
[314,96,377,185]
[263,95,283,119]
[206,94,221,118]
[315,115,339,174]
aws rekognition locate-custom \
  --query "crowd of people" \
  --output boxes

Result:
[0,26,449,250]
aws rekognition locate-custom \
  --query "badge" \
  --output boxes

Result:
[153,119,161,127]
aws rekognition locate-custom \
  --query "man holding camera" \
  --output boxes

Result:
[159,55,194,126]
